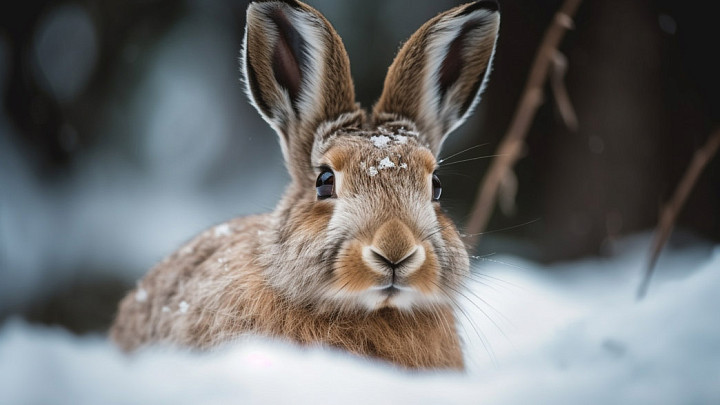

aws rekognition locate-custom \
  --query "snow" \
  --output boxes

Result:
[367,157,398,174]
[134,288,148,303]
[370,131,413,148]
[370,135,391,148]
[213,223,232,237]
[377,156,395,170]
[1,233,719,404]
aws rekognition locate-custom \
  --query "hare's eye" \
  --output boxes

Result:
[316,168,335,200]
[432,173,442,201]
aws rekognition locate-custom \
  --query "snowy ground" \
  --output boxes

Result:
[1,233,718,404]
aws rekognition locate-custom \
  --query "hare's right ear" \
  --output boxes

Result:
[242,0,357,177]
[373,1,500,156]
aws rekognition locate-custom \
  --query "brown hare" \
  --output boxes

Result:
[111,0,500,370]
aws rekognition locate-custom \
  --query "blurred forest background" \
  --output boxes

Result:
[1,0,718,334]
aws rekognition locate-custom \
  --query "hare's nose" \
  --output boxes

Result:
[372,218,415,264]
[363,219,425,276]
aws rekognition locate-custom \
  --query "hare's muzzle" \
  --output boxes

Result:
[361,219,427,288]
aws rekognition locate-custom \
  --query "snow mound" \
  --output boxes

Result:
[1,235,719,404]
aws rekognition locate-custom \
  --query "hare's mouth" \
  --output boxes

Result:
[376,285,418,308]
[383,286,398,296]
[367,284,445,311]
[369,283,414,296]
[345,280,446,311]
[376,286,400,302]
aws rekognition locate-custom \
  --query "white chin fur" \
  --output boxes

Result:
[326,287,448,312]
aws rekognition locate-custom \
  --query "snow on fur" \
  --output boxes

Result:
[377,157,395,170]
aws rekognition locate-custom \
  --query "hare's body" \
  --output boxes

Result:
[112,215,462,368]
[112,211,464,368]
[112,0,500,370]
[111,215,271,351]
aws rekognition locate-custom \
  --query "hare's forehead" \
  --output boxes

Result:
[320,136,436,175]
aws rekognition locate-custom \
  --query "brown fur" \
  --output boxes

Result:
[111,0,500,370]
[111,215,462,368]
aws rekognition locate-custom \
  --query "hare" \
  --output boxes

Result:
[111,0,500,370]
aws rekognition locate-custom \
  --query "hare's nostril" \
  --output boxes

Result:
[363,244,426,278]
[370,247,417,269]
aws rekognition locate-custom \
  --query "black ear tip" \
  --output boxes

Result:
[461,0,500,16]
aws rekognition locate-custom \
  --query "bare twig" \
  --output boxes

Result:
[550,51,579,131]
[465,0,583,249]
[637,128,720,299]
[498,169,518,216]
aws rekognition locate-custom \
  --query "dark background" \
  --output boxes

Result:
[1,0,718,334]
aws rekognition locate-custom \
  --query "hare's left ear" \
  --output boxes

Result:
[242,0,358,181]
[373,1,500,155]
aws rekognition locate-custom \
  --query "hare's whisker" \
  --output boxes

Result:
[462,218,541,237]
[438,154,507,167]
[437,143,489,164]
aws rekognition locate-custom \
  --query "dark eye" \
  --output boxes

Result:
[316,167,335,199]
[432,173,442,201]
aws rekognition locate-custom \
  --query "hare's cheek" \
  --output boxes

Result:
[405,242,441,294]
[332,240,384,293]
[435,211,466,256]
[295,201,334,235]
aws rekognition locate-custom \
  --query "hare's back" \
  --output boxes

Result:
[110,214,272,350]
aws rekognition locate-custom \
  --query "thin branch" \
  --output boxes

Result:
[465,0,583,249]
[497,169,518,216]
[550,51,579,131]
[637,128,720,299]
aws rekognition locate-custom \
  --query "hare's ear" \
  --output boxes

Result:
[373,1,500,155]
[242,0,357,171]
